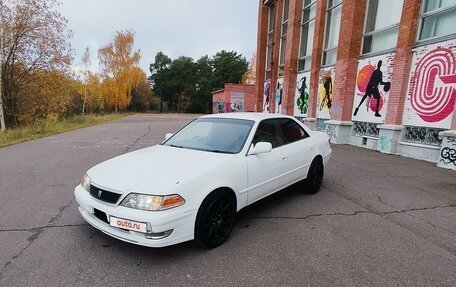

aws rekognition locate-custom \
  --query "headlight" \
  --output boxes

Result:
[120,193,185,211]
[81,174,91,192]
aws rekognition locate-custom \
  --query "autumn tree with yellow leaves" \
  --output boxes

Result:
[98,31,141,113]
[0,0,73,128]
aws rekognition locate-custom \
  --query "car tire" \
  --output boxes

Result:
[304,157,324,194]
[194,190,236,248]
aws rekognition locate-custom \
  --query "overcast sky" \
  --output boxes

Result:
[58,0,259,75]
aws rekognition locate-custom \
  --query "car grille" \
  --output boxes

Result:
[89,184,122,204]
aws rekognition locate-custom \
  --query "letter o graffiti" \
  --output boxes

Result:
[410,47,456,123]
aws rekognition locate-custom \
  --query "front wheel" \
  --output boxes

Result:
[195,190,236,248]
[304,158,324,194]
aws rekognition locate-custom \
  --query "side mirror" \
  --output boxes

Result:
[165,133,173,140]
[248,142,272,156]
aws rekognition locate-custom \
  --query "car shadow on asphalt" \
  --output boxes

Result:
[82,181,316,260]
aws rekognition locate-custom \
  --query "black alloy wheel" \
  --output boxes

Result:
[305,158,324,194]
[195,190,236,248]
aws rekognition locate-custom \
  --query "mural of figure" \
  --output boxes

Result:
[354,60,391,117]
[321,71,332,110]
[276,82,282,113]
[297,76,309,114]
[263,81,270,112]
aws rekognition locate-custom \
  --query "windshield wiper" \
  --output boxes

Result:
[170,144,184,149]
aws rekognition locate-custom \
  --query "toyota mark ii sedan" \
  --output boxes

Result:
[74,113,332,248]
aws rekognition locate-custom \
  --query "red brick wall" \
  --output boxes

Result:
[281,0,303,115]
[308,0,326,119]
[384,0,422,126]
[225,84,256,112]
[212,84,256,113]
[331,0,366,122]
[268,0,284,114]
[255,1,268,112]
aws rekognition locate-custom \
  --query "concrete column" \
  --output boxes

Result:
[281,0,303,116]
[255,1,268,112]
[325,0,366,144]
[437,130,456,170]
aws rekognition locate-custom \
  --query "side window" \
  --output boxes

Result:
[252,119,285,148]
[278,118,309,143]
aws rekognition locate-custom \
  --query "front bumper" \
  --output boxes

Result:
[74,185,196,247]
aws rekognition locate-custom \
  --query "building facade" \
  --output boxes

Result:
[255,0,456,169]
[212,84,256,113]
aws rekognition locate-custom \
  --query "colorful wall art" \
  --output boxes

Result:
[317,67,335,119]
[275,77,284,114]
[230,92,245,112]
[403,39,456,128]
[352,53,394,123]
[294,71,311,117]
[263,81,270,112]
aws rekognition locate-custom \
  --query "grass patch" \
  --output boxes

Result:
[0,113,131,148]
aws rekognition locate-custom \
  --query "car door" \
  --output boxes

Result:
[246,119,291,204]
[276,118,315,183]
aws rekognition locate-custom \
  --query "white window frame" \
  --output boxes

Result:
[279,0,290,77]
[322,0,343,67]
[416,1,456,45]
[265,2,276,80]
[298,0,317,72]
[361,0,403,56]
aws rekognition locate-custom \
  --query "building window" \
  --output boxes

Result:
[298,0,317,71]
[266,3,276,80]
[418,0,456,41]
[322,0,343,66]
[362,0,404,54]
[279,0,290,77]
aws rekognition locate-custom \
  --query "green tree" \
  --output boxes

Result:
[165,56,196,112]
[192,55,213,113]
[211,50,248,90]
[149,52,172,112]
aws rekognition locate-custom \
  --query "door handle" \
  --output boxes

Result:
[282,156,288,161]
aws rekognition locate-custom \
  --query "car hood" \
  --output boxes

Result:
[87,145,233,195]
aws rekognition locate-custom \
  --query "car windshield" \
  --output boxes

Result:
[163,118,254,154]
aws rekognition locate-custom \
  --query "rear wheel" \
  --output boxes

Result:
[304,157,324,194]
[195,190,236,248]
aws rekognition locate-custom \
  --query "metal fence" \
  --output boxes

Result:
[352,121,379,137]
[402,126,443,146]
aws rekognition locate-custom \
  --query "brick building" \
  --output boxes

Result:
[255,0,456,169]
[212,84,256,113]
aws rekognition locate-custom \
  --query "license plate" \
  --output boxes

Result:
[110,216,147,233]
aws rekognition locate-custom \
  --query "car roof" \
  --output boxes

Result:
[200,112,295,122]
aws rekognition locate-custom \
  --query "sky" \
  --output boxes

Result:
[58,0,259,75]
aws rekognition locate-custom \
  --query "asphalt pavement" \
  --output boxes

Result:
[0,113,455,286]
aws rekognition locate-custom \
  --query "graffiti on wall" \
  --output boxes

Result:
[230,92,245,113]
[352,53,394,123]
[213,99,225,113]
[404,39,456,128]
[439,135,456,170]
[263,81,270,112]
[294,71,311,117]
[317,67,335,119]
[275,78,283,114]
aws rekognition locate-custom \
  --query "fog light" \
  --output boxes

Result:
[145,229,173,240]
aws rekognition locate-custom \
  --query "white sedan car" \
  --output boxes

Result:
[74,113,331,248]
